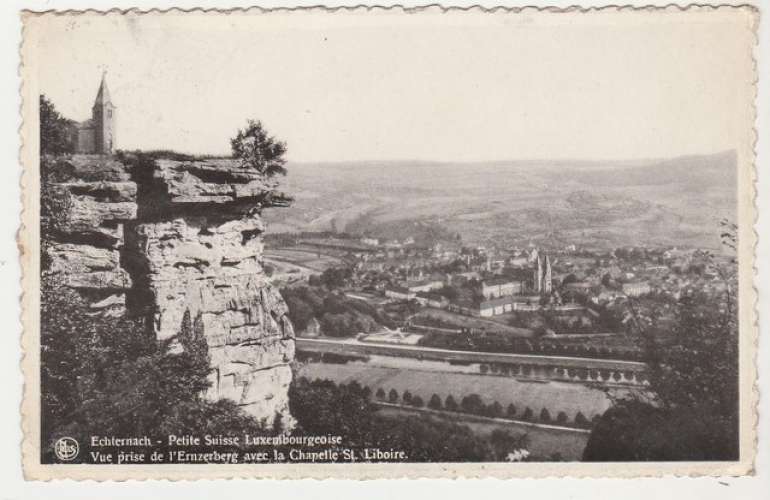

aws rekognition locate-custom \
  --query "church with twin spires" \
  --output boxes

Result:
[74,73,116,154]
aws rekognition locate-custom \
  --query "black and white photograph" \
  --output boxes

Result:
[19,6,758,480]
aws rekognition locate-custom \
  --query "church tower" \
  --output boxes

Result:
[535,255,543,293]
[543,255,552,293]
[91,73,115,154]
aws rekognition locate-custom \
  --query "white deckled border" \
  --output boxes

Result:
[18,4,759,481]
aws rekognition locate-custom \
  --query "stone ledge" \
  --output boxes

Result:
[155,159,280,205]
[49,154,134,182]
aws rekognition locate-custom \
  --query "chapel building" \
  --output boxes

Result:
[74,73,116,154]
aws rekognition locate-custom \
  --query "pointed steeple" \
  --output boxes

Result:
[543,254,552,293]
[94,71,112,107]
[90,71,116,154]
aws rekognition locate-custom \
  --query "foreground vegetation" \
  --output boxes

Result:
[40,278,273,462]
[290,377,530,462]
[585,254,739,460]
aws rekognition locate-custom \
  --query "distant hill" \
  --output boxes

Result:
[262,151,737,251]
[569,150,736,188]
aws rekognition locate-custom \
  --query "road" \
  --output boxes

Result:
[296,337,647,372]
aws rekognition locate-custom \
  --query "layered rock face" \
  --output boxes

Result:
[43,155,137,316]
[43,154,295,427]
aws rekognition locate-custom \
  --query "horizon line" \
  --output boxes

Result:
[125,148,736,166]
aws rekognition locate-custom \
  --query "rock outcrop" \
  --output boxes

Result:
[42,154,295,428]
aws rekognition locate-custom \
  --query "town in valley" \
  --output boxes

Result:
[33,8,746,467]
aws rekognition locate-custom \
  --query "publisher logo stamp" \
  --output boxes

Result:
[54,437,79,461]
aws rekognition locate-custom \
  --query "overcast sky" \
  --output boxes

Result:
[29,9,754,162]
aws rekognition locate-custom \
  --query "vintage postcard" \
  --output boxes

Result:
[19,6,757,480]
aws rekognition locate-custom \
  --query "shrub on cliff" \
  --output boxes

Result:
[230,119,287,176]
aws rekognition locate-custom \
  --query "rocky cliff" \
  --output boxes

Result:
[42,154,295,428]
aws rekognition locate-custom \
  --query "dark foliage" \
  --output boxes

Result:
[125,149,229,162]
[583,399,737,461]
[428,394,442,410]
[417,329,642,361]
[39,276,269,462]
[281,286,382,337]
[585,259,739,461]
[230,119,287,176]
[40,95,74,155]
[289,377,525,462]
[460,394,484,415]
[574,412,589,427]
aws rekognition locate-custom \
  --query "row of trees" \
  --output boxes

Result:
[371,387,595,429]
[290,377,530,462]
[478,362,644,384]
[417,330,644,361]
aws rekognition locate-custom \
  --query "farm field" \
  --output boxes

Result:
[296,360,614,421]
[263,258,313,285]
[263,248,343,272]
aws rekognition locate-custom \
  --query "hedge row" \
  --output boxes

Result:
[373,387,597,429]
[479,363,647,384]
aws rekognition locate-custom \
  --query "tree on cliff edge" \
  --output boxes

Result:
[40,95,74,155]
[230,119,287,176]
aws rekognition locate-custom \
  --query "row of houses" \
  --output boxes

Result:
[562,280,652,298]
[446,295,544,317]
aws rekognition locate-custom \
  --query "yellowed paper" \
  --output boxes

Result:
[20,6,757,480]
